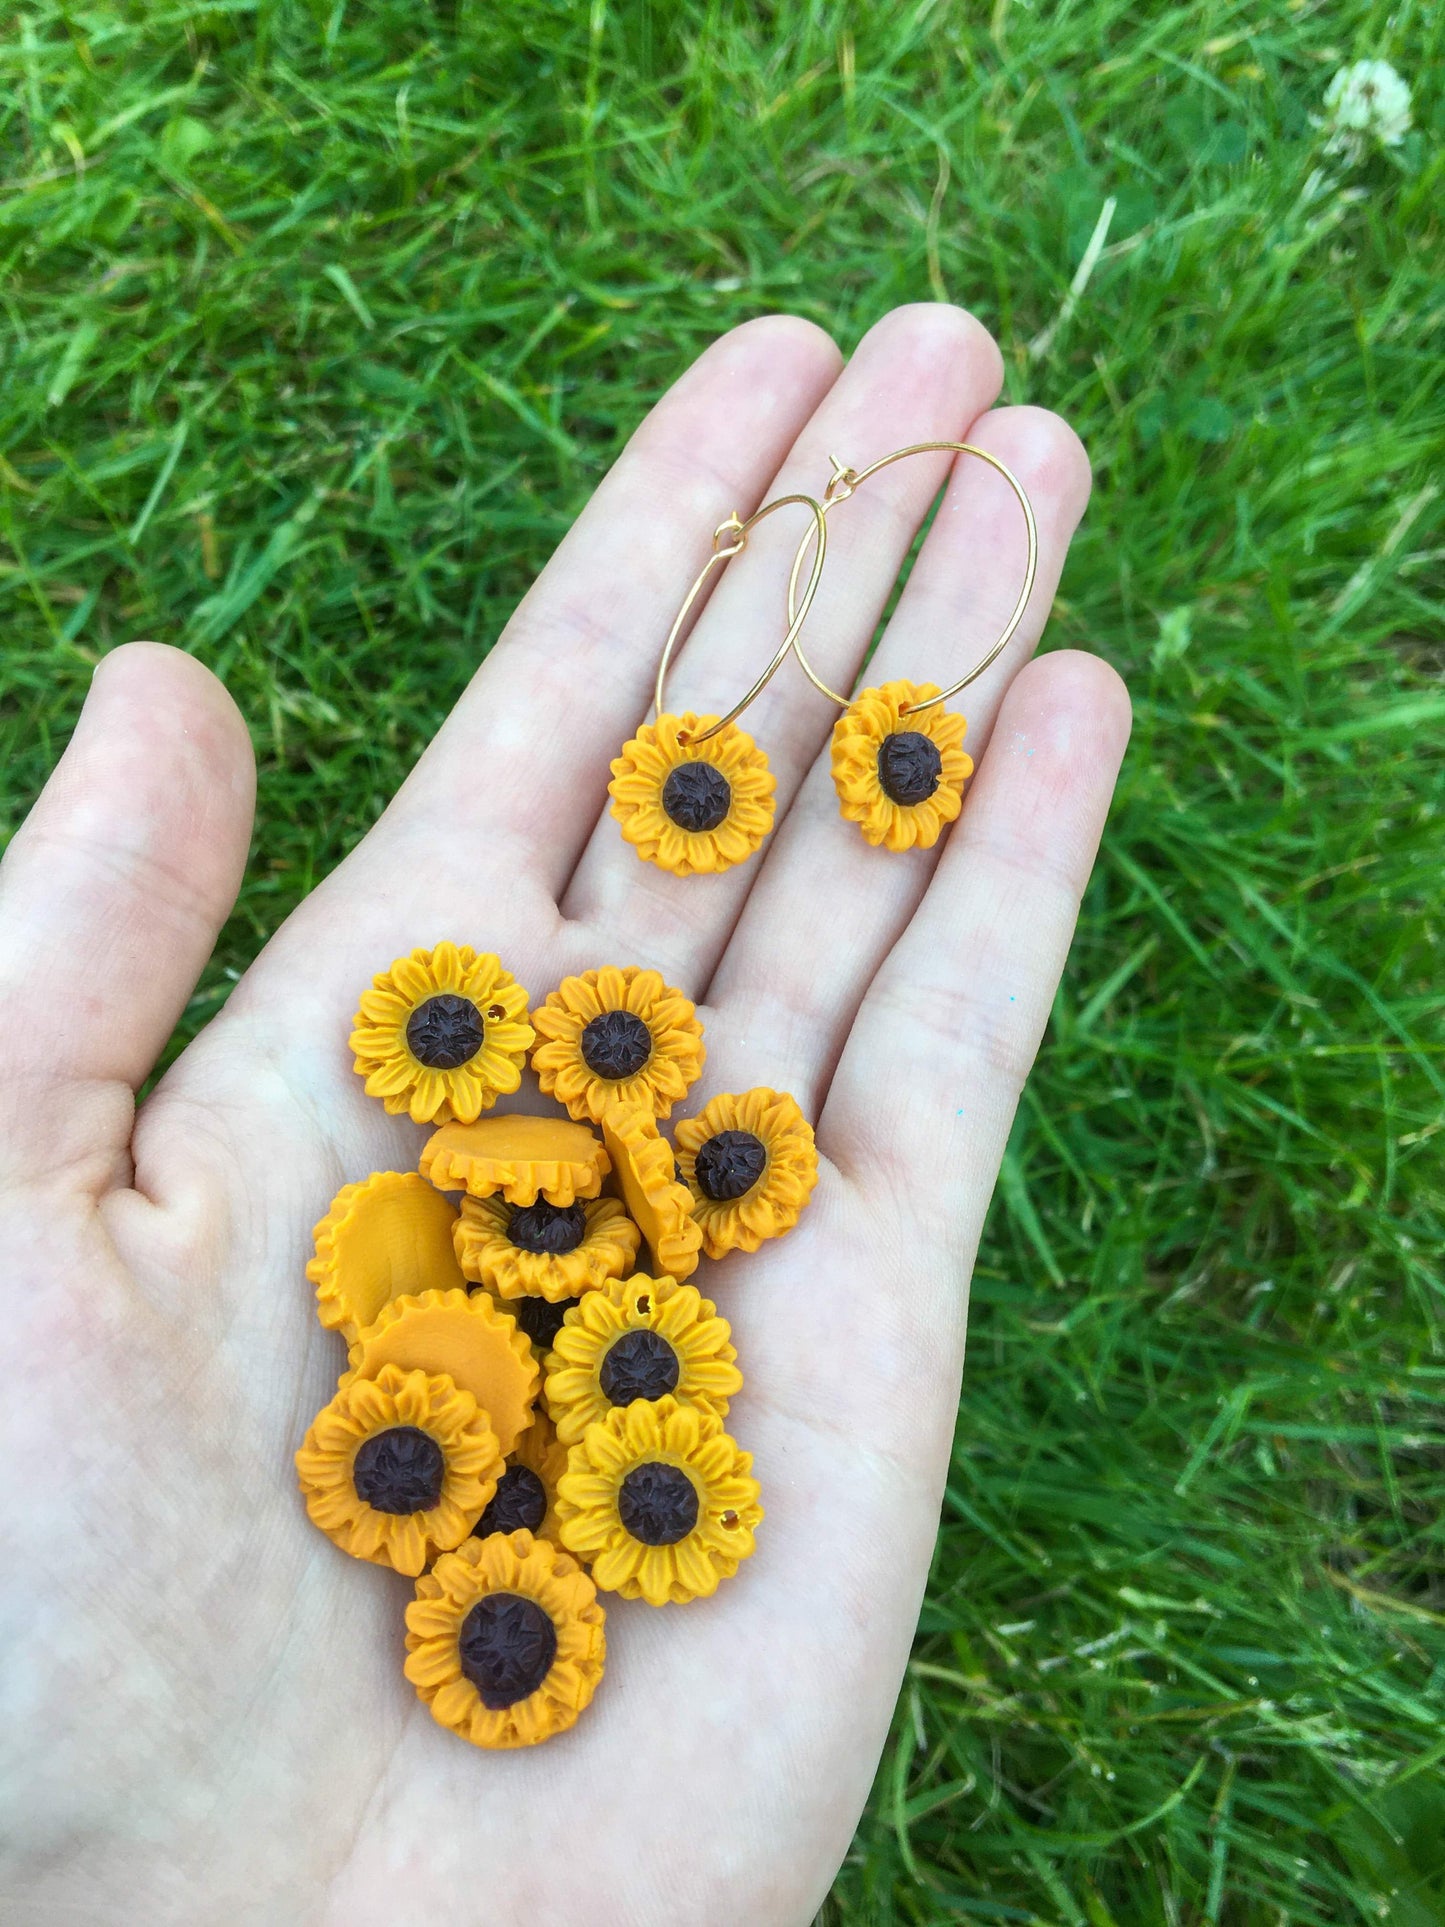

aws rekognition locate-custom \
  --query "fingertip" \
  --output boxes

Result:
[978,651,1132,872]
[678,314,844,429]
[714,311,845,383]
[94,643,256,770]
[0,640,259,1110]
[1007,648,1132,758]
[969,404,1093,523]
[627,315,845,508]
[858,302,1005,402]
[91,642,256,804]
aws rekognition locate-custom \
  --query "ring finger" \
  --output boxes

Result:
[705,404,1094,1106]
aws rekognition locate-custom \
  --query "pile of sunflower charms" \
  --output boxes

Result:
[295,945,818,1750]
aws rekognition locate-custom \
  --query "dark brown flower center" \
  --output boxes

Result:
[599,1329,681,1406]
[512,1294,581,1350]
[508,1200,587,1255]
[406,993,485,1070]
[662,760,731,833]
[694,1129,767,1202]
[617,1461,699,1545]
[351,1425,445,1515]
[579,1009,653,1080]
[876,730,942,806]
[458,1593,557,1709]
[473,1464,548,1538]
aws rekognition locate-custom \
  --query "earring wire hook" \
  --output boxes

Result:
[655,492,829,745]
[785,442,1039,716]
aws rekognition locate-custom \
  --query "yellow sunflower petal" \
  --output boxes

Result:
[404,1532,606,1749]
[674,1087,819,1259]
[531,966,706,1123]
[348,947,534,1125]
[608,713,775,877]
[295,1363,503,1576]
[552,1396,760,1606]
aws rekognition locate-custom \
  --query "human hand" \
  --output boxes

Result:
[0,306,1129,1924]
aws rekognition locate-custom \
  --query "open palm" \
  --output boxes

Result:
[1,306,1129,1925]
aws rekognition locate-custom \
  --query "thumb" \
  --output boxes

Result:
[0,642,256,1190]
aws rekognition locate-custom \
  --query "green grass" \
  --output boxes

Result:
[3,3,1443,1920]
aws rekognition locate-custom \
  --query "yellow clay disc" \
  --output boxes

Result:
[344,1288,539,1456]
[421,1113,610,1207]
[599,1101,702,1281]
[308,1170,467,1342]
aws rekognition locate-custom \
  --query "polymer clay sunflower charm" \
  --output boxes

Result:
[405,1530,606,1749]
[544,1274,742,1446]
[344,1288,538,1456]
[420,1114,610,1208]
[296,1363,503,1577]
[674,1088,819,1259]
[609,712,775,876]
[472,1411,570,1546]
[308,1170,467,1342]
[454,1193,639,1303]
[556,1396,762,1605]
[350,944,534,1125]
[599,1101,703,1281]
[531,966,706,1123]
[830,680,974,851]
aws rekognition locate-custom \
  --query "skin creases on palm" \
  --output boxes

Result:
[0,305,1129,1924]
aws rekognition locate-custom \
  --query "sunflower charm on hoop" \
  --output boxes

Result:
[609,713,776,878]
[830,678,974,851]
[609,494,828,877]
[786,445,1038,853]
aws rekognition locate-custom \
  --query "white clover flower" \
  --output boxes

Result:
[1318,59,1412,163]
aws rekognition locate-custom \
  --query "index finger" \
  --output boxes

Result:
[355,318,843,903]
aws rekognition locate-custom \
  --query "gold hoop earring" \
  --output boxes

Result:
[609,493,829,877]
[786,444,1038,852]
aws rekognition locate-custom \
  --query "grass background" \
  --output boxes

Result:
[2,2,1442,1920]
